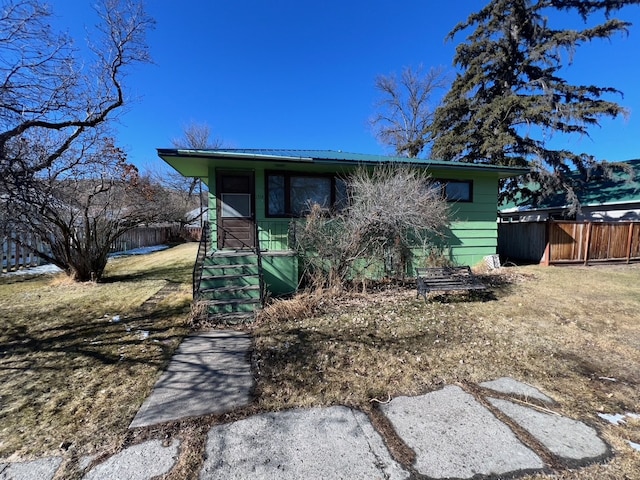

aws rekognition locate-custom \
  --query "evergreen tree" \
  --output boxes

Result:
[431,0,639,208]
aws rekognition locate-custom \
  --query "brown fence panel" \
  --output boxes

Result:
[586,222,639,261]
[611,224,630,259]
[499,221,640,265]
[550,222,585,262]
[589,223,609,260]
[183,226,202,242]
[631,223,640,259]
[3,225,194,273]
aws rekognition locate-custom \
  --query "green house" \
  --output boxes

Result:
[158,148,526,321]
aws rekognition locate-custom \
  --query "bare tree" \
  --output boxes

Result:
[1,137,168,281]
[0,0,153,185]
[165,122,223,226]
[294,165,450,289]
[370,66,449,158]
[171,122,222,152]
[0,0,155,281]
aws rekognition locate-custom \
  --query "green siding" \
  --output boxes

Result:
[262,252,298,295]
[258,220,290,250]
[444,173,499,266]
[205,161,501,292]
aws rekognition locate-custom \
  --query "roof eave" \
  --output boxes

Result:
[156,148,529,178]
[157,148,314,163]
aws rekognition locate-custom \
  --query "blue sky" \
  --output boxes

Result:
[54,1,640,171]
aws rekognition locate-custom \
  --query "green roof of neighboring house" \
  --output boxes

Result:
[157,148,529,179]
[501,159,640,213]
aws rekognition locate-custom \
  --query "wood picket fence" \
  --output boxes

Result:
[2,224,202,273]
[1,233,47,273]
[498,220,640,265]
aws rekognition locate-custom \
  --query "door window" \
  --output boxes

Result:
[221,193,251,218]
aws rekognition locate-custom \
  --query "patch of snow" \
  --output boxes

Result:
[108,245,169,258]
[1,264,62,276]
[598,413,627,425]
[111,315,121,323]
[1,244,169,277]
[629,441,640,452]
[598,412,640,426]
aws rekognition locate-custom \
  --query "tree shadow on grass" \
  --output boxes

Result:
[0,302,190,371]
[102,263,192,284]
[252,314,483,406]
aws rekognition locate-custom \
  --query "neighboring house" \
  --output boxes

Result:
[185,206,208,227]
[499,159,640,222]
[157,148,526,321]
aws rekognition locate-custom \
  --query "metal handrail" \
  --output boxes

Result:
[192,221,210,299]
[254,221,265,307]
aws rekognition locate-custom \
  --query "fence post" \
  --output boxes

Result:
[583,222,592,266]
[541,220,551,266]
[627,223,635,264]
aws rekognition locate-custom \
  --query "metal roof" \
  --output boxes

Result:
[501,159,640,211]
[156,148,529,178]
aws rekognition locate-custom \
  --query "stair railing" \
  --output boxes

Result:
[254,221,265,307]
[192,221,210,299]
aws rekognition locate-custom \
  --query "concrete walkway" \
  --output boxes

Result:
[130,330,253,428]
[0,332,613,480]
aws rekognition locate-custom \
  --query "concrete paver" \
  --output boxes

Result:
[130,330,253,428]
[3,343,615,480]
[480,377,555,404]
[489,398,610,462]
[82,439,180,480]
[381,385,545,479]
[200,406,408,480]
[0,457,61,480]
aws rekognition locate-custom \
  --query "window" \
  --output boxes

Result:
[266,172,344,217]
[434,179,473,202]
[290,176,332,215]
[221,193,251,218]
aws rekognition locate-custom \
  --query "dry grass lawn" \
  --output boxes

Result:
[1,247,639,480]
[251,264,640,480]
[0,243,197,460]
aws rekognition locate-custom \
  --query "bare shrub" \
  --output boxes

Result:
[294,165,450,289]
[188,300,211,329]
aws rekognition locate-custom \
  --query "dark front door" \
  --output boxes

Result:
[216,172,255,249]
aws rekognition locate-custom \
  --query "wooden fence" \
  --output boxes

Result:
[2,224,202,273]
[498,220,640,265]
[1,233,47,273]
[110,225,181,253]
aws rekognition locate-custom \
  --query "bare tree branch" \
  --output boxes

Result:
[0,0,154,180]
[371,66,449,158]
[0,0,156,281]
